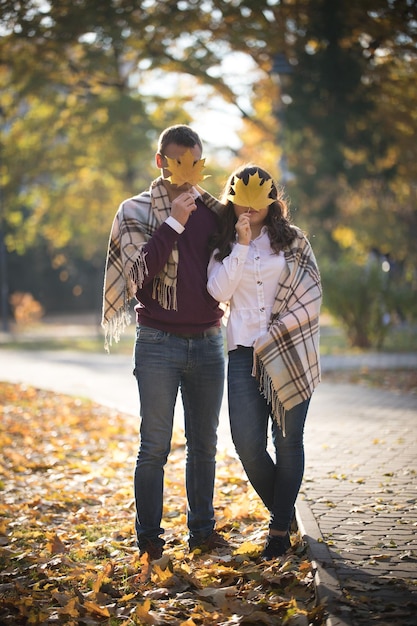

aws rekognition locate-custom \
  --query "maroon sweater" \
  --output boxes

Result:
[134,197,223,333]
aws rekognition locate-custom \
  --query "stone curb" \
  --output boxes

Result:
[295,498,353,626]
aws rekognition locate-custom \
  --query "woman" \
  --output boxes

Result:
[207,165,322,559]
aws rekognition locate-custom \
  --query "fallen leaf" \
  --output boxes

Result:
[0,383,322,626]
[46,532,67,554]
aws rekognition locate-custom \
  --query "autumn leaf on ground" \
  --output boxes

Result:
[46,532,67,554]
[0,382,324,625]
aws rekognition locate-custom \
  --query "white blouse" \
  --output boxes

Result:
[207,228,286,351]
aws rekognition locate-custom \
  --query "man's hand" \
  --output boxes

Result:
[170,192,197,226]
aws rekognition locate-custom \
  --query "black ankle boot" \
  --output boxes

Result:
[262,533,291,560]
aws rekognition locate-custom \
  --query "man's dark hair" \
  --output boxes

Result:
[158,124,203,155]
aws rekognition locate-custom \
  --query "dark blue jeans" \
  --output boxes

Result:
[133,326,225,549]
[228,347,310,533]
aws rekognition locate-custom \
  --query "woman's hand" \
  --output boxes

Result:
[235,212,251,245]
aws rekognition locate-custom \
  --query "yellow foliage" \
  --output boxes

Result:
[9,292,44,326]
[332,225,356,249]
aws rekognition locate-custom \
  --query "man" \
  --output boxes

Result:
[102,125,227,560]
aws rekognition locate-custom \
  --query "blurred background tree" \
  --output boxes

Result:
[1,0,416,347]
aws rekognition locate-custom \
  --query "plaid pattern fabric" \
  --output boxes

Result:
[253,228,322,431]
[101,178,223,351]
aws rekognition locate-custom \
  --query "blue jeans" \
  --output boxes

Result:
[133,325,225,549]
[228,347,310,533]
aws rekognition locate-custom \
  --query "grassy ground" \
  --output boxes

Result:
[322,368,417,394]
[2,312,417,353]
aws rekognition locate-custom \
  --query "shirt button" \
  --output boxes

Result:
[254,256,260,260]
[260,307,265,312]
[257,281,262,285]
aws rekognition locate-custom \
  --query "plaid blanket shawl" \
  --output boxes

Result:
[253,228,322,431]
[101,178,223,351]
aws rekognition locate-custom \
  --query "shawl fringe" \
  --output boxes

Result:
[102,299,132,353]
[130,251,149,288]
[152,278,178,311]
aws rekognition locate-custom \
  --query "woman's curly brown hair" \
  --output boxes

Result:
[210,164,297,261]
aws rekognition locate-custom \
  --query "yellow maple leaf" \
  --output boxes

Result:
[46,532,67,554]
[84,600,111,618]
[227,172,273,211]
[60,597,81,618]
[166,149,208,186]
[151,563,174,584]
[233,540,260,556]
[133,599,157,624]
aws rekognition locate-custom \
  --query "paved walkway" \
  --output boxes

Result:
[299,376,417,626]
[0,348,416,625]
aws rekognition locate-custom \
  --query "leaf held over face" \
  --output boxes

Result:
[166,149,208,186]
[227,172,273,211]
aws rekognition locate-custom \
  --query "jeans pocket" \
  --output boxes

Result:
[136,325,166,343]
[134,326,167,373]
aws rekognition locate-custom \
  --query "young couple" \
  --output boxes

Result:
[102,124,322,562]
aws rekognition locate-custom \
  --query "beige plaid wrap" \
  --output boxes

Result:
[253,228,322,432]
[101,178,223,351]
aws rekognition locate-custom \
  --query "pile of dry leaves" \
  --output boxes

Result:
[0,382,325,625]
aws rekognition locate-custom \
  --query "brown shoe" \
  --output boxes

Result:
[139,538,164,561]
[189,530,229,553]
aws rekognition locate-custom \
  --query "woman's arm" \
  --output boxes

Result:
[207,244,249,302]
